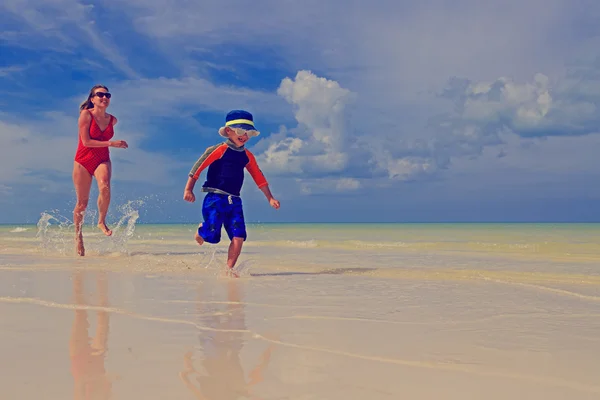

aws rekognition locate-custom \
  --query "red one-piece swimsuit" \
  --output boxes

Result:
[74,109,115,175]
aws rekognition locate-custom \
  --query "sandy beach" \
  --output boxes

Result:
[1,221,600,399]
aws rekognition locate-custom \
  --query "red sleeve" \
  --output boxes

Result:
[244,149,268,188]
[188,143,227,180]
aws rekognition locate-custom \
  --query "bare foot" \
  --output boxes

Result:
[226,267,239,278]
[195,224,204,245]
[97,222,113,236]
[76,235,85,256]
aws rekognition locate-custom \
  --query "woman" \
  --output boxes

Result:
[73,85,128,256]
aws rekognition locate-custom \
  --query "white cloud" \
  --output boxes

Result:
[442,71,600,142]
[108,77,289,122]
[0,65,27,78]
[255,71,354,178]
[335,178,361,191]
[255,71,443,185]
[110,0,337,41]
[0,117,73,184]
[1,0,139,78]
[462,74,551,124]
[277,71,354,145]
[435,131,600,202]
[261,136,304,174]
[254,62,600,191]
[298,177,362,195]
[384,157,436,181]
[0,184,11,195]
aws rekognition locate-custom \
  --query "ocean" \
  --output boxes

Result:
[3,213,600,277]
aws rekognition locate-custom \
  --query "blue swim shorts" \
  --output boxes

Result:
[198,192,247,244]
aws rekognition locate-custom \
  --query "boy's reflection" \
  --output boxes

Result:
[69,271,113,400]
[180,280,275,400]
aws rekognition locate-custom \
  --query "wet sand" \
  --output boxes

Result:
[1,267,600,400]
[2,223,600,399]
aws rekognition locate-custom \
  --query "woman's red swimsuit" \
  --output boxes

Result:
[74,110,114,175]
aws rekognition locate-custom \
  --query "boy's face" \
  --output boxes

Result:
[225,127,250,147]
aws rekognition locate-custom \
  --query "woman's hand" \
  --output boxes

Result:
[109,140,129,149]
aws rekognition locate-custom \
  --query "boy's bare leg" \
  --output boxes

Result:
[227,237,244,269]
[194,223,204,245]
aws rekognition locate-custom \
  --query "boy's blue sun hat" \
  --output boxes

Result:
[219,109,260,137]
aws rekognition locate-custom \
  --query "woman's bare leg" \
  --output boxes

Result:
[94,162,112,236]
[73,162,93,256]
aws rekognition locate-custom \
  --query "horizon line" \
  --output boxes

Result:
[2,221,600,226]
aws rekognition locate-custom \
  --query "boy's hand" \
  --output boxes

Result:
[269,198,280,209]
[183,190,196,203]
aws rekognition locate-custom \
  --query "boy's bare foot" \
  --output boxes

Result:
[76,235,85,256]
[97,222,112,236]
[195,224,204,245]
[228,269,239,278]
[221,267,239,278]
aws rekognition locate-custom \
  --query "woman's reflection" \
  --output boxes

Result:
[180,280,275,400]
[69,271,113,400]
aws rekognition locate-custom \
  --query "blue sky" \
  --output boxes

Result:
[1,0,600,224]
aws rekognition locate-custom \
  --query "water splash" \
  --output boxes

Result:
[192,246,254,278]
[36,211,73,255]
[96,200,142,255]
[36,200,143,256]
[233,259,254,277]
[203,246,220,270]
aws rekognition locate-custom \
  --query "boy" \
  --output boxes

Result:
[183,110,280,273]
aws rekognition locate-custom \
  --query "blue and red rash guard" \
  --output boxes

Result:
[188,140,268,197]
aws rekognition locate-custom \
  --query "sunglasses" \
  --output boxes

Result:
[94,92,112,99]
[232,127,257,136]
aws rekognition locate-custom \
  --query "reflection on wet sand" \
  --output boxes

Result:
[69,272,116,400]
[180,280,276,400]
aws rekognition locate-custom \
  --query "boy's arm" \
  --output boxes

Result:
[259,184,273,199]
[259,185,280,209]
[183,177,197,202]
[244,150,268,189]
[188,144,225,180]
[245,150,280,209]
[184,144,227,202]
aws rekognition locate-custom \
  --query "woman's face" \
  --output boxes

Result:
[91,88,111,109]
